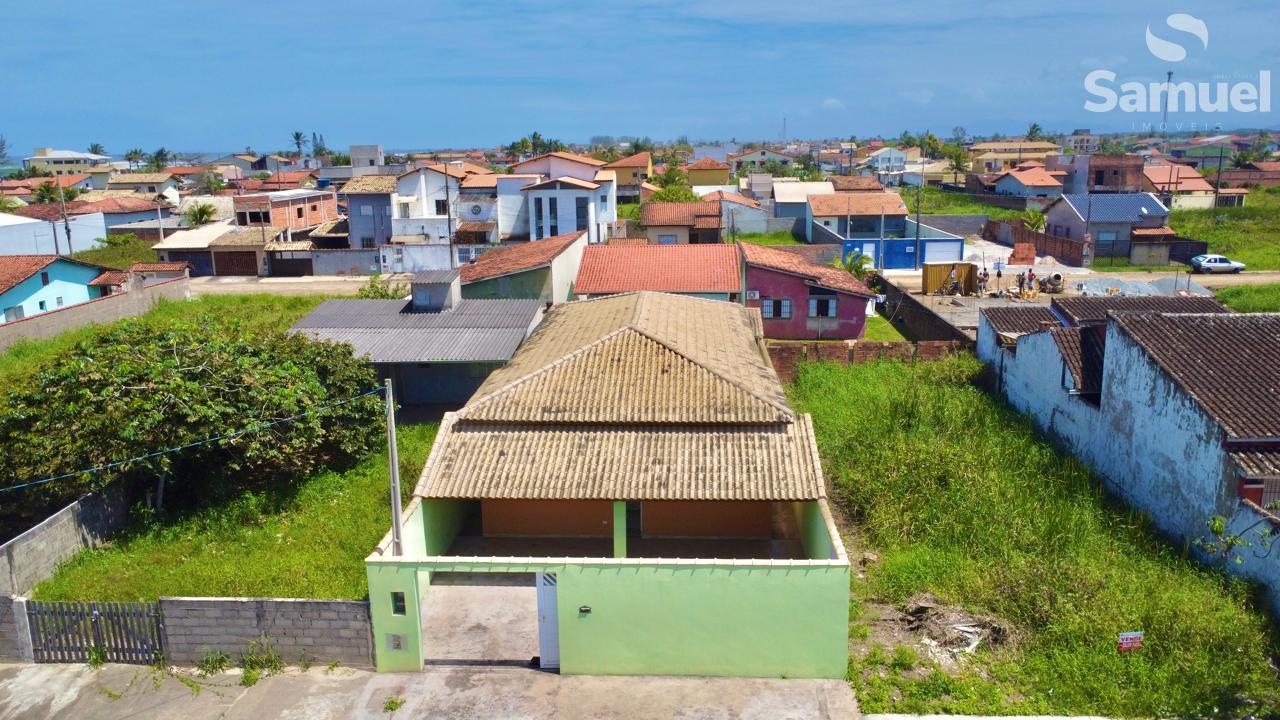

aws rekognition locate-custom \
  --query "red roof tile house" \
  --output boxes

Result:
[640,201,723,244]
[460,231,587,304]
[740,243,875,340]
[573,244,741,301]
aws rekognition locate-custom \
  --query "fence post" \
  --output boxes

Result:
[12,597,33,662]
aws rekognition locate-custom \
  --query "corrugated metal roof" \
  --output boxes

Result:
[292,299,540,329]
[1059,193,1169,223]
[412,268,459,284]
[416,414,824,501]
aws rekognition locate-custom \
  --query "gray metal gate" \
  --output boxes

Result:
[28,600,164,664]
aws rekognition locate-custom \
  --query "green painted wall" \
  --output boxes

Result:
[366,562,424,671]
[422,499,469,556]
[555,563,849,678]
[462,267,551,301]
[796,501,836,560]
[612,502,626,558]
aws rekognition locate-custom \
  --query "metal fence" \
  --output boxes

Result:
[28,600,164,664]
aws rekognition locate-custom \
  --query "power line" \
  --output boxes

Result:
[1,386,385,496]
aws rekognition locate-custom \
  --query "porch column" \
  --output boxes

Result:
[612,501,626,558]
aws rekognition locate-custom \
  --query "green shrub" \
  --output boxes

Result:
[196,649,232,676]
[0,319,381,530]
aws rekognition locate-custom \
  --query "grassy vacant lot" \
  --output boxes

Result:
[863,314,908,341]
[1216,282,1280,312]
[732,230,803,246]
[72,235,158,269]
[790,357,1279,716]
[897,186,1024,222]
[617,202,641,222]
[33,423,436,601]
[0,294,324,386]
[1171,186,1280,270]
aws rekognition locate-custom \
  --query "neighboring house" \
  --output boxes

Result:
[210,154,261,174]
[126,261,190,285]
[1042,193,1171,258]
[152,219,235,276]
[640,201,723,244]
[857,147,907,185]
[73,197,171,228]
[511,152,616,245]
[1044,154,1144,194]
[1142,163,1216,209]
[291,269,543,404]
[704,191,770,235]
[739,242,875,340]
[0,175,92,201]
[902,159,956,187]
[0,255,113,323]
[830,175,882,193]
[772,181,835,219]
[968,141,1063,172]
[683,156,731,186]
[573,244,740,301]
[23,148,111,175]
[341,175,398,249]
[365,292,849,677]
[805,192,964,268]
[977,297,1280,615]
[1168,142,1234,169]
[1063,131,1100,154]
[351,144,385,168]
[233,189,338,233]
[259,171,318,191]
[460,230,587,304]
[727,148,795,174]
[3,206,108,255]
[604,151,652,202]
[993,167,1063,199]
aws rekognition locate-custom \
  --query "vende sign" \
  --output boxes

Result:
[1117,631,1145,652]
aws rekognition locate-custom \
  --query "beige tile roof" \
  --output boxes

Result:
[460,292,790,424]
[339,175,398,194]
[416,414,824,500]
[209,225,286,247]
[108,173,174,185]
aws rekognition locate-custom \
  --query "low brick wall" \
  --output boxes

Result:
[0,487,130,596]
[159,597,373,668]
[0,275,190,352]
[767,339,971,382]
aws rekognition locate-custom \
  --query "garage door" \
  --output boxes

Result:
[923,240,963,264]
[214,251,258,276]
[269,255,313,277]
[165,251,214,277]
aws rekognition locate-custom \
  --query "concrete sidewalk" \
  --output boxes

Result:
[0,662,857,720]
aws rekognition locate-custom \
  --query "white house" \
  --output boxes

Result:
[510,151,616,244]
[727,148,796,174]
[0,211,107,255]
[857,147,907,186]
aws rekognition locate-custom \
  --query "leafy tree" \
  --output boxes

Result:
[184,202,218,226]
[652,164,688,188]
[1022,209,1046,232]
[329,152,351,166]
[125,148,146,170]
[1026,122,1044,141]
[649,183,701,203]
[1095,137,1127,156]
[951,126,967,143]
[898,131,919,149]
[31,182,81,204]
[0,196,23,213]
[356,273,408,299]
[87,143,106,155]
[919,133,943,158]
[291,131,308,157]
[145,147,171,171]
[0,322,382,527]
[833,251,873,283]
[195,172,226,195]
[946,150,970,183]
[253,171,271,180]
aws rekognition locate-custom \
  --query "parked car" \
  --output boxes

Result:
[1190,254,1246,273]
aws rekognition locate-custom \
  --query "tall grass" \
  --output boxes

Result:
[790,356,1279,716]
[1171,186,1280,270]
[72,236,157,269]
[32,423,436,601]
[732,231,803,246]
[1216,282,1280,313]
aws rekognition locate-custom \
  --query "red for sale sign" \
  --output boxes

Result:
[1117,631,1144,652]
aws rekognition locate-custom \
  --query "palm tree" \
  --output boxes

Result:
[183,202,218,226]
[32,181,80,204]
[1026,122,1044,141]
[124,148,145,170]
[147,147,171,171]
[833,251,873,283]
[946,152,970,183]
[291,131,308,158]
[1022,209,1046,233]
[87,143,106,156]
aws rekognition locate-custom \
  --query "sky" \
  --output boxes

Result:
[1,0,1276,157]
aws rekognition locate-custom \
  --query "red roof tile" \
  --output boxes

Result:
[807,192,908,216]
[740,242,874,297]
[0,255,59,294]
[129,261,189,272]
[605,152,652,168]
[829,176,883,192]
[701,191,759,207]
[683,156,730,170]
[460,232,584,283]
[10,201,92,221]
[89,270,129,287]
[1143,164,1214,193]
[76,197,167,214]
[574,244,741,295]
[641,201,722,228]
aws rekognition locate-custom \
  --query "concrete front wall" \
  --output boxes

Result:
[381,362,498,405]
[0,277,189,352]
[547,232,587,303]
[774,201,808,220]
[463,267,552,302]
[1043,201,1084,241]
[346,194,393,247]
[744,265,867,340]
[1087,222,1133,258]
[645,225,690,244]
[526,188,605,243]
[988,328,1099,458]
[482,499,613,536]
[496,180,530,238]
[380,243,451,273]
[687,168,730,186]
[159,597,373,668]
[553,563,848,678]
[640,501,773,538]
[722,203,769,235]
[313,249,379,276]
[101,209,171,229]
[0,487,130,596]
[1166,192,1215,210]
[0,260,103,324]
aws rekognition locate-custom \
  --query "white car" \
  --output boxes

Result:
[1190,254,1245,273]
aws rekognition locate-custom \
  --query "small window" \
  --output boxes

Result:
[311,204,317,211]
[657,234,677,245]
[761,298,792,319]
[359,205,373,216]
[56,296,64,307]
[809,297,836,318]
[435,199,448,215]
[390,592,406,616]
[361,236,375,249]
[40,272,49,286]
[296,207,304,219]
[38,300,46,311]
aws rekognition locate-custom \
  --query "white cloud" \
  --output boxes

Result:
[821,97,845,111]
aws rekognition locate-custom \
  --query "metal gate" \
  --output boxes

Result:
[28,600,164,664]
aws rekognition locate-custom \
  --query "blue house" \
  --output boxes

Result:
[0,255,113,323]
[340,175,398,249]
[806,193,965,269]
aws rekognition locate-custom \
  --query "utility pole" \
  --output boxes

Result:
[1213,144,1226,206]
[156,203,167,244]
[385,378,403,556]
[1161,70,1174,156]
[914,180,922,269]
[57,180,73,255]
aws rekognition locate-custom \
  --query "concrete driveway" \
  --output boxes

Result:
[0,663,857,720]
[422,573,539,665]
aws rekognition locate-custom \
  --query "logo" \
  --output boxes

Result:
[1084,15,1270,114]
[1145,14,1208,62]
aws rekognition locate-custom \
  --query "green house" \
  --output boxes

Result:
[460,231,586,304]
[366,292,849,677]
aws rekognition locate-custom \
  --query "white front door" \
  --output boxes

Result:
[536,573,559,669]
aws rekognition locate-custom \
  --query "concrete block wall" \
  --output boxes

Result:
[0,276,190,352]
[766,339,971,382]
[0,487,130,597]
[159,598,373,668]
[0,597,18,660]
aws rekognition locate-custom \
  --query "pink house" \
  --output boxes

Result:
[739,242,875,340]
